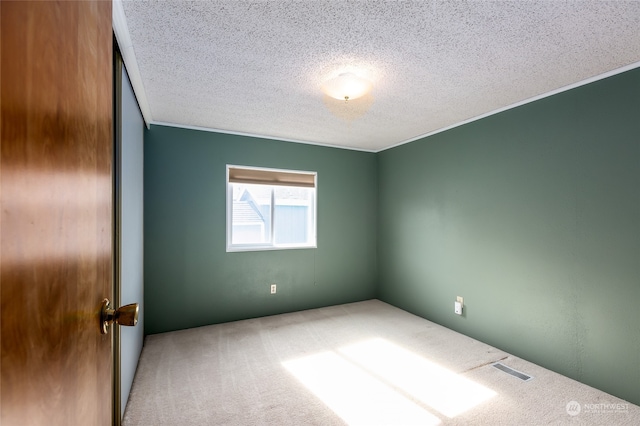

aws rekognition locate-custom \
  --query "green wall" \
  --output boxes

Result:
[144,68,639,405]
[378,68,640,405]
[144,126,377,334]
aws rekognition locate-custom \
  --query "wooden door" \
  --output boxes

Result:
[1,1,114,425]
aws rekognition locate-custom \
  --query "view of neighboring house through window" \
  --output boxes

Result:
[227,165,316,251]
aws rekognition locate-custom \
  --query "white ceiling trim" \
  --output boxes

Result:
[113,0,152,129]
[383,60,640,153]
[150,121,378,153]
[153,60,640,154]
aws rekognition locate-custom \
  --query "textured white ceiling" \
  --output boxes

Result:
[119,1,640,152]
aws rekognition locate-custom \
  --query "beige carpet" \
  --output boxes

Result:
[123,300,639,425]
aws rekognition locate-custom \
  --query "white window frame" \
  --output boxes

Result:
[226,165,317,252]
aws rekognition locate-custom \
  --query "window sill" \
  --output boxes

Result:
[226,244,317,253]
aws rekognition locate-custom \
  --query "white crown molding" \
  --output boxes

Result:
[154,60,640,154]
[381,60,640,153]
[152,53,639,154]
[150,121,378,153]
[113,0,152,129]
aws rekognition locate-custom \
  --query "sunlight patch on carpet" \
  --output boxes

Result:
[339,338,497,417]
[283,351,441,425]
[283,338,497,424]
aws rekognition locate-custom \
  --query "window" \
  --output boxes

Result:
[226,165,317,252]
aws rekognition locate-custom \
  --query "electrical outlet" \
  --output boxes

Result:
[455,296,464,315]
[270,284,277,294]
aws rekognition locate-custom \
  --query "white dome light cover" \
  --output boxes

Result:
[322,72,372,101]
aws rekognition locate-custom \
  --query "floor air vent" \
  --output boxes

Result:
[492,362,533,381]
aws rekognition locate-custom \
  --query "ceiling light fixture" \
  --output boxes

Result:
[322,72,372,102]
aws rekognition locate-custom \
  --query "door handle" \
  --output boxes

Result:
[100,299,139,334]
